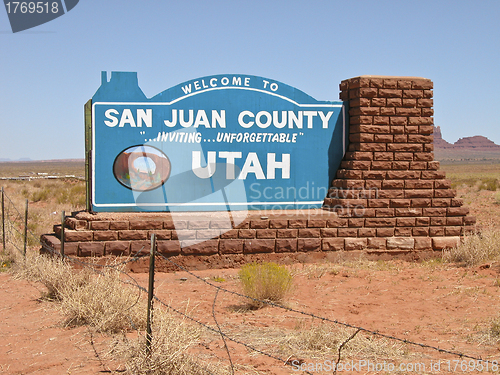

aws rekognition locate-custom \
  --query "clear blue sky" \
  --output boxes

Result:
[1,0,499,160]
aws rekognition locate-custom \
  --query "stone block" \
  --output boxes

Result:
[188,220,210,230]
[430,217,447,226]
[105,241,130,256]
[93,231,118,241]
[288,219,308,228]
[109,221,128,230]
[210,220,232,229]
[277,229,298,238]
[364,218,396,227]
[404,189,434,198]
[276,239,298,253]
[250,220,269,229]
[445,227,462,236]
[256,229,277,239]
[446,217,463,226]
[377,228,395,237]
[414,237,432,250]
[345,238,368,251]
[156,240,181,255]
[269,219,288,229]
[396,217,416,226]
[238,229,256,239]
[219,229,238,239]
[432,237,460,250]
[118,230,148,241]
[387,143,423,152]
[321,228,338,237]
[431,198,451,208]
[219,240,244,254]
[405,180,434,189]
[130,240,151,255]
[429,227,445,236]
[338,228,358,237]
[181,240,219,255]
[163,220,177,230]
[412,227,429,236]
[387,237,415,250]
[90,221,110,231]
[375,208,395,217]
[367,237,386,249]
[434,180,452,189]
[78,242,105,257]
[348,218,364,227]
[150,230,172,240]
[378,89,402,98]
[386,98,403,107]
[423,208,447,217]
[298,238,321,252]
[197,229,221,240]
[447,207,469,216]
[173,230,197,241]
[298,228,321,238]
[394,227,412,237]
[390,199,411,208]
[415,217,430,226]
[395,208,422,217]
[434,189,456,198]
[129,220,163,230]
[244,239,275,254]
[65,230,93,242]
[322,238,344,251]
[307,219,327,228]
[356,227,374,237]
[382,180,404,189]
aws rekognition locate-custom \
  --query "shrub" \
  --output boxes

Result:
[111,311,228,375]
[59,266,147,333]
[13,252,145,333]
[495,191,500,205]
[478,178,499,191]
[238,262,293,308]
[443,230,500,266]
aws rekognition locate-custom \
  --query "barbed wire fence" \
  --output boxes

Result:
[1,187,499,374]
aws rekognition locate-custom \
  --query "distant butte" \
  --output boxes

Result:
[434,126,500,150]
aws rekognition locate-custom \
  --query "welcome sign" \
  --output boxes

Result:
[90,72,347,212]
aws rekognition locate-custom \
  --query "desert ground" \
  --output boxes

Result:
[0,160,500,374]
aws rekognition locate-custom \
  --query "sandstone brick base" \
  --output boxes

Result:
[40,208,465,268]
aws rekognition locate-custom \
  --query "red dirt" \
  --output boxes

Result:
[1,258,500,374]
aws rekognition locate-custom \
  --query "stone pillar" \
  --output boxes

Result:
[323,76,476,250]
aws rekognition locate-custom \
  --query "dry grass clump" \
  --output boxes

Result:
[230,322,408,363]
[58,267,147,333]
[12,250,90,300]
[283,323,407,361]
[111,312,229,375]
[238,262,293,308]
[443,230,500,266]
[12,251,146,333]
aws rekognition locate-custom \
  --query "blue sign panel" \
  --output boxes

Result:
[91,72,347,212]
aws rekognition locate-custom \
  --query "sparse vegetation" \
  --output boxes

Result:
[443,230,500,266]
[238,261,293,308]
[111,313,229,375]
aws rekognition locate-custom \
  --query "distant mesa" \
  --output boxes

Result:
[0,157,32,162]
[434,126,500,150]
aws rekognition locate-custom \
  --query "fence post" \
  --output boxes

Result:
[60,210,65,257]
[1,187,5,252]
[23,199,28,257]
[146,233,156,355]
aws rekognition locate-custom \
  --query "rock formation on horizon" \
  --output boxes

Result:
[434,126,500,150]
